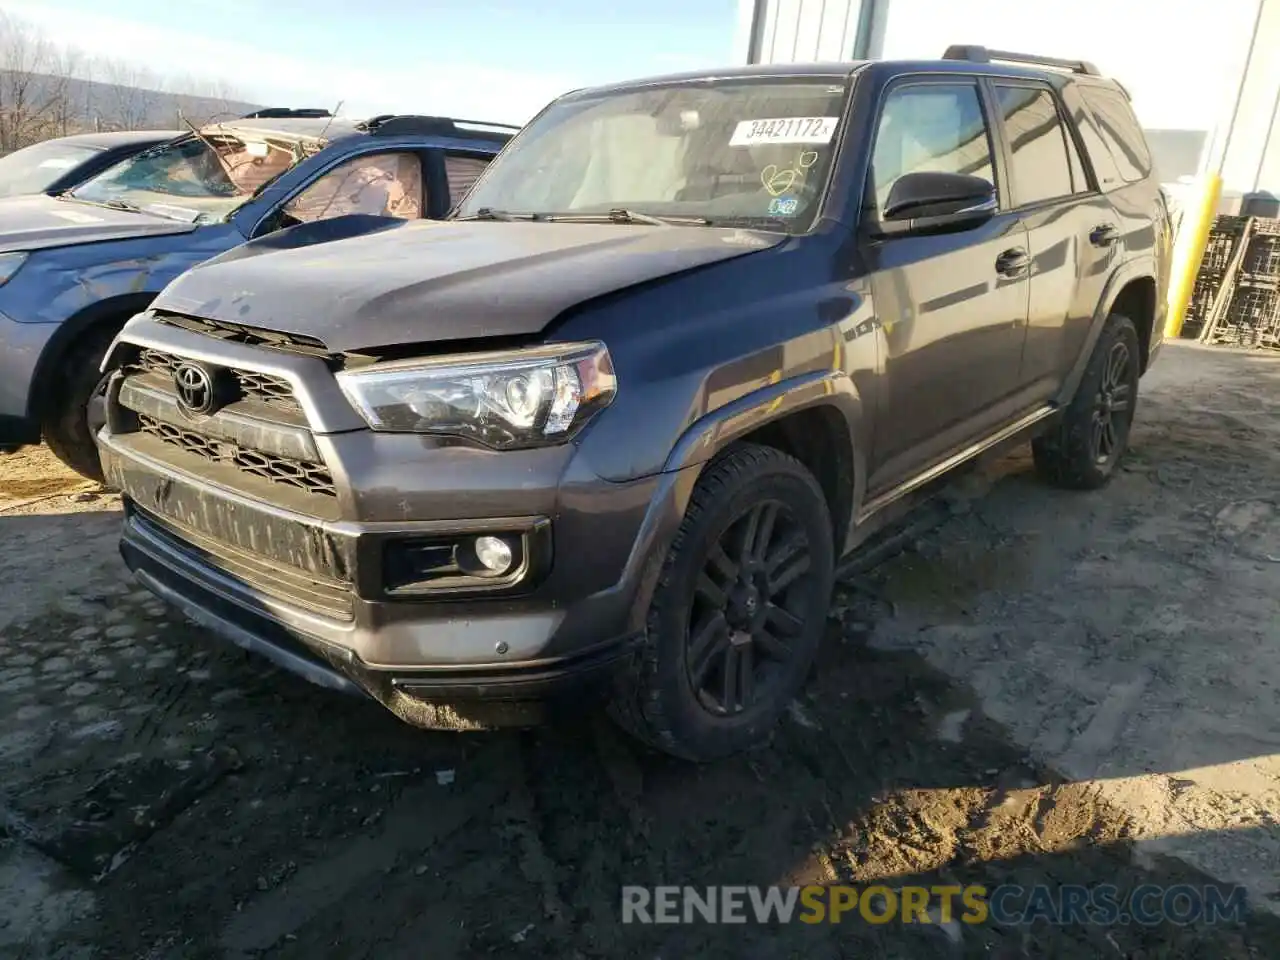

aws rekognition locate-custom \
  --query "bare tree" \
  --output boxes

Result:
[0,11,74,151]
[170,72,249,126]
[48,43,85,137]
[97,56,162,130]
[0,10,253,149]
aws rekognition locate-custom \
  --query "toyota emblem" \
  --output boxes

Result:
[173,362,217,416]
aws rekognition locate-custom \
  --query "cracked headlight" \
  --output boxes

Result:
[0,252,28,286]
[336,341,617,449]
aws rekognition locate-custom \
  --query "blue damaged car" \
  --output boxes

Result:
[0,109,515,478]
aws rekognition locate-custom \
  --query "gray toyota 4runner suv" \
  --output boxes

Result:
[97,47,1172,760]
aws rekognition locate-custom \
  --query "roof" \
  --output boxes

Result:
[202,114,518,146]
[559,55,1125,103]
[42,130,183,150]
[569,61,869,99]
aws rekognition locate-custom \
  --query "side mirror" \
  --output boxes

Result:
[872,171,997,237]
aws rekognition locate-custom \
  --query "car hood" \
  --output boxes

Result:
[0,194,199,254]
[153,218,786,353]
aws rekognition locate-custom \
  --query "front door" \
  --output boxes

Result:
[862,78,1031,496]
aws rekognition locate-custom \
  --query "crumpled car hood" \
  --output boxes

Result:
[0,194,198,254]
[153,218,785,353]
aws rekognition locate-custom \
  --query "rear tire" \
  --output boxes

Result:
[40,330,116,482]
[1032,311,1140,491]
[608,443,835,761]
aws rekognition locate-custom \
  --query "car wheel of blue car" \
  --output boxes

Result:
[41,327,117,483]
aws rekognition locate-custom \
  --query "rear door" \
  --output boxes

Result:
[988,79,1115,400]
[863,77,1031,495]
[1074,82,1172,353]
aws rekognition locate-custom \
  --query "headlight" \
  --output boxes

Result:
[0,252,28,286]
[336,341,617,448]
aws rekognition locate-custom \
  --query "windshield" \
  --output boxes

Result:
[0,141,101,198]
[455,77,851,231]
[69,132,304,222]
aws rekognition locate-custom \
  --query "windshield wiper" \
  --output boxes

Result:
[60,194,146,213]
[701,215,793,231]
[101,198,143,213]
[545,209,710,226]
[453,207,544,222]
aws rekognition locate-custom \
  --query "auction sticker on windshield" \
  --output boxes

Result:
[730,117,838,146]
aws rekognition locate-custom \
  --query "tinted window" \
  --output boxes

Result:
[994,85,1075,205]
[1065,123,1089,192]
[1069,100,1120,189]
[444,153,491,207]
[1080,86,1152,182]
[870,82,995,213]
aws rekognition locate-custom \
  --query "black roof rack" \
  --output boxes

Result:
[942,45,1101,77]
[356,114,520,141]
[240,108,334,119]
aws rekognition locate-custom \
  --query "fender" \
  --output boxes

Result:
[26,292,155,420]
[1055,255,1158,407]
[664,366,867,542]
[611,371,867,629]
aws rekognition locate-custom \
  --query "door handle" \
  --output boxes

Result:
[995,247,1030,277]
[1090,223,1120,247]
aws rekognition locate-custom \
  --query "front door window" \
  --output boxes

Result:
[283,152,425,223]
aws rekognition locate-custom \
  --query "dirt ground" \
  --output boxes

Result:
[1,342,1278,959]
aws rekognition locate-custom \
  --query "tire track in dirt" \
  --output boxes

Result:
[219,740,518,957]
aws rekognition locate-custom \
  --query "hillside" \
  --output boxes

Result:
[0,69,265,151]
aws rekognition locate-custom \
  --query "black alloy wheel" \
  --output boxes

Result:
[686,498,817,718]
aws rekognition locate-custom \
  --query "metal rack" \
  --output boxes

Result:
[1182,214,1280,349]
[1181,215,1251,341]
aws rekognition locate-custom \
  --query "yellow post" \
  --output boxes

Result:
[1164,171,1224,339]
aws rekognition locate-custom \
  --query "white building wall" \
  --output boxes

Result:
[737,0,868,64]
[876,0,1259,187]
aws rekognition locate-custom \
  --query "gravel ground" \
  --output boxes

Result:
[1,342,1278,959]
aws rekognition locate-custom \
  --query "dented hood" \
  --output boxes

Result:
[0,194,198,254]
[153,218,784,352]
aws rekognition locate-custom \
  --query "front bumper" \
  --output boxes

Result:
[94,314,695,723]
[120,505,642,727]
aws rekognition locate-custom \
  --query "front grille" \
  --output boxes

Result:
[137,413,337,497]
[152,311,332,358]
[134,348,301,416]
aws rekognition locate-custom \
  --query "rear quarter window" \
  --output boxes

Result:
[1079,86,1152,183]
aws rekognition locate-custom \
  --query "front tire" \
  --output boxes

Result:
[40,331,115,482]
[1032,311,1140,490]
[608,443,835,761]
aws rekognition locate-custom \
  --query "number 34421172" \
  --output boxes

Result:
[729,116,838,146]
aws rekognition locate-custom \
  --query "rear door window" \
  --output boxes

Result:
[1079,86,1152,182]
[443,153,492,207]
[993,85,1077,206]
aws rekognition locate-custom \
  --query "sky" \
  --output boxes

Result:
[877,0,1260,134]
[1,0,742,123]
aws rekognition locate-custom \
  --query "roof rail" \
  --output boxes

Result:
[447,117,522,133]
[356,114,519,141]
[942,44,1101,77]
[240,108,333,119]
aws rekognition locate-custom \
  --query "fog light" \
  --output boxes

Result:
[474,535,514,574]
